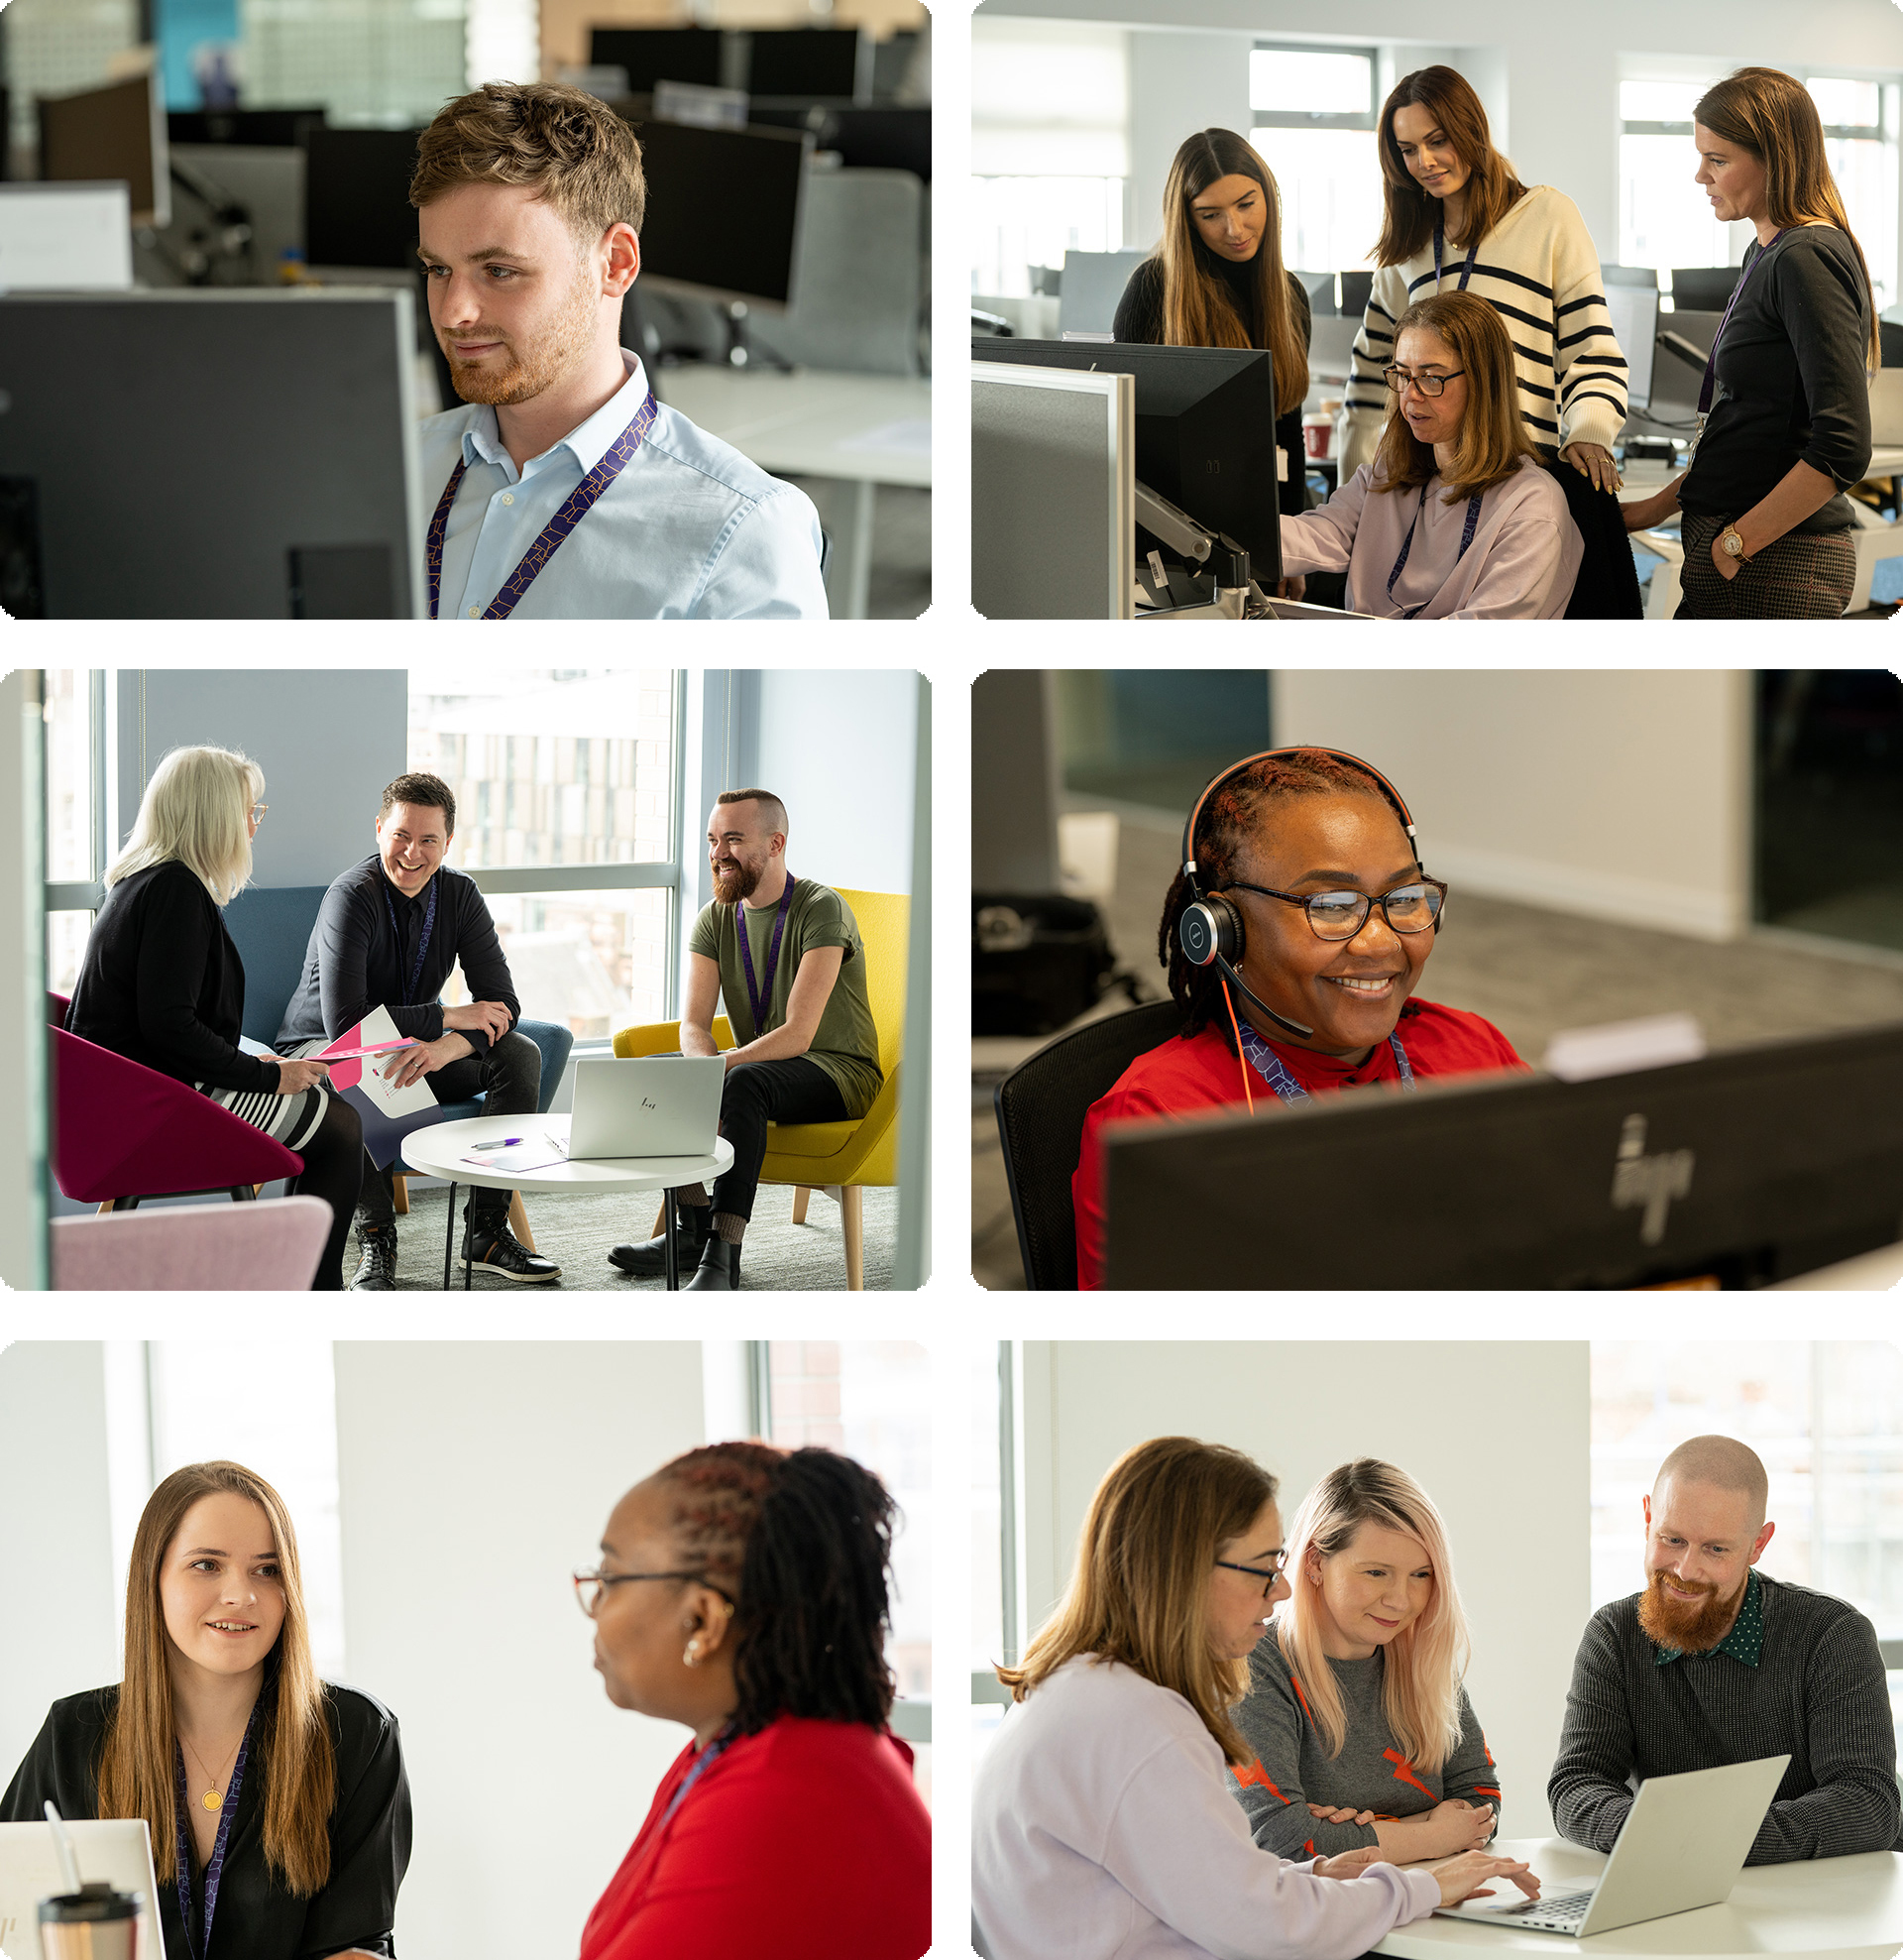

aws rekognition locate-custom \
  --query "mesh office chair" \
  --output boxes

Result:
[992,999,1180,1291]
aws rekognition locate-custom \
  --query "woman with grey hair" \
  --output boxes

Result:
[64,746,364,1288]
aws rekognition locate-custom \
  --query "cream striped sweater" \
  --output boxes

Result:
[1340,183,1629,473]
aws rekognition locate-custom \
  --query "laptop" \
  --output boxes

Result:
[1435,1755,1789,1937]
[563,1056,726,1161]
[0,1818,160,1960]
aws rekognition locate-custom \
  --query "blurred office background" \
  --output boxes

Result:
[970,1339,1903,1834]
[2,0,930,618]
[971,668,1903,1286]
[970,0,1903,617]
[0,1336,932,1960]
[3,665,931,1290]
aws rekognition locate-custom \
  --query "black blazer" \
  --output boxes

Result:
[2,1681,411,1960]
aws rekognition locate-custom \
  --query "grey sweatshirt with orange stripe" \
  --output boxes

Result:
[1230,1629,1502,1861]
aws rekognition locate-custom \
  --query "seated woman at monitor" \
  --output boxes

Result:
[1113,127,1312,590]
[1278,290,1582,618]
[1232,1459,1503,1864]
[1071,746,1528,1289]
[3,1461,409,1960]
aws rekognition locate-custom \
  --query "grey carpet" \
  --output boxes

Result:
[377,1182,897,1292]
[972,808,1903,1290]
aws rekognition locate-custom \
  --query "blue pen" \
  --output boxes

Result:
[474,1137,524,1148]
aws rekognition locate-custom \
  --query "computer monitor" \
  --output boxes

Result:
[630,116,810,308]
[827,106,931,180]
[1338,268,1373,318]
[971,336,1283,582]
[38,71,168,226]
[168,106,326,147]
[1056,248,1149,338]
[1671,265,1741,310]
[1603,283,1659,414]
[1101,1021,1903,1289]
[746,27,868,101]
[1290,270,1335,315]
[0,182,133,288]
[0,288,424,619]
[1601,262,1658,288]
[589,28,725,92]
[302,126,421,269]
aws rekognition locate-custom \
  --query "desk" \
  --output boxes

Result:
[653,366,932,620]
[400,1116,733,1290]
[1373,1837,1903,1959]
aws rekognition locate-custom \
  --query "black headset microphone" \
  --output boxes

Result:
[1175,747,1434,1047]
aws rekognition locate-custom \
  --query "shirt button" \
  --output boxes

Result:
[467,606,479,619]
[502,492,514,506]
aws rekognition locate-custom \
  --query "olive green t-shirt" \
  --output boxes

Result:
[687,878,884,1118]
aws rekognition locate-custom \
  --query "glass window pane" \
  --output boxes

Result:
[238,0,467,127]
[1621,80,1702,125]
[1809,77,1881,130]
[47,912,93,996]
[1251,127,1383,273]
[972,1342,1003,1675]
[1824,134,1897,311]
[1251,49,1371,118]
[971,174,1125,297]
[1620,131,1742,271]
[43,669,92,884]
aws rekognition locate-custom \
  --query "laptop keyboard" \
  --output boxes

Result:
[1514,1889,1596,1928]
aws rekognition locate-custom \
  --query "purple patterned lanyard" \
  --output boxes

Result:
[1432,216,1478,292]
[382,876,437,1004]
[172,1705,257,1960]
[737,874,795,1041]
[655,1732,730,1837]
[1388,485,1484,617]
[426,391,658,621]
[1235,1021,1415,1104]
[1697,233,1788,418]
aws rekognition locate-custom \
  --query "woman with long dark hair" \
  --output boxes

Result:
[1622,68,1876,619]
[1070,749,1527,1289]
[1114,130,1312,533]
[972,1437,1535,1957]
[576,1441,930,1959]
[3,1462,410,1959]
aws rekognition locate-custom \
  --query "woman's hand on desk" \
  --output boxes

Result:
[1429,1850,1539,1908]
[1622,477,1684,532]
[274,1057,331,1095]
[1308,1801,1377,1825]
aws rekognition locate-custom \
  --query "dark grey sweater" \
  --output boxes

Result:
[1231,1631,1501,1860]
[1548,1574,1901,1864]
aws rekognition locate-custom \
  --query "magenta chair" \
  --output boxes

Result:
[46,993,303,1211]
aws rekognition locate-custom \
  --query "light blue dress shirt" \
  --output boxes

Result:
[418,349,829,620]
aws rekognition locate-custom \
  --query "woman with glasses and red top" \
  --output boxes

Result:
[573,1441,930,1960]
[1072,747,1528,1290]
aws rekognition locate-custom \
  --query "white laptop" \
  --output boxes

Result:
[563,1056,725,1161]
[0,1818,159,1960]
[1435,1754,1789,1938]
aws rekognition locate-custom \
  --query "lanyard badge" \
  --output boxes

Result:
[737,875,796,1041]
[382,877,438,1005]
[1235,1021,1417,1104]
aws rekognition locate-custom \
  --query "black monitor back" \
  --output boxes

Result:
[1338,269,1373,318]
[829,107,930,179]
[1672,266,1741,310]
[630,116,809,307]
[303,126,420,269]
[746,27,865,100]
[970,335,1281,577]
[40,74,164,221]
[0,289,420,619]
[1103,1023,1903,1289]
[590,27,725,90]
[170,107,326,147]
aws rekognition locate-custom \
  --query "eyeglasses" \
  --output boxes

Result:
[250,803,268,824]
[572,1564,735,1620]
[1384,366,1466,398]
[1216,1551,1288,1598]
[1227,878,1447,941]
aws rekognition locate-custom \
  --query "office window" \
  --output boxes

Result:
[1251,44,1379,275]
[1808,77,1899,313]
[970,174,1124,299]
[42,668,108,997]
[406,668,680,1042]
[1619,79,1743,277]
[236,0,466,128]
[1,0,139,154]
[762,1341,932,1802]
[971,1341,1010,1757]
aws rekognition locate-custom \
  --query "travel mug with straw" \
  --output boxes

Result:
[37,1883,140,1960]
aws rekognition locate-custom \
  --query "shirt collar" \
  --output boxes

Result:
[1653,1567,1764,1668]
[460,348,650,479]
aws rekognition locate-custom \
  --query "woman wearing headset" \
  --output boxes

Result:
[1071,748,1527,1290]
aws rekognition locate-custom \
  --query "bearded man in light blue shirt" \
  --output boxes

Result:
[409,82,829,621]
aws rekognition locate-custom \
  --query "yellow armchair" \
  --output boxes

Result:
[613,887,908,1290]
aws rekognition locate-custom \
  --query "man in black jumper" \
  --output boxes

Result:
[278,770,558,1289]
[1549,1435,1900,1864]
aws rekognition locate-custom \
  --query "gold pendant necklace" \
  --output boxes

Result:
[183,1731,242,1816]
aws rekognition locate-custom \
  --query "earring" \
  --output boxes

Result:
[683,1638,702,1668]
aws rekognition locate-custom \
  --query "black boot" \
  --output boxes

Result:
[462,1209,562,1284]
[350,1223,397,1290]
[683,1235,741,1291]
[608,1198,714,1278]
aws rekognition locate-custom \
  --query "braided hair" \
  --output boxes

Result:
[1158,749,1396,1048]
[657,1441,898,1736]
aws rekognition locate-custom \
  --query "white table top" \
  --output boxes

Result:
[1373,1837,1903,1959]
[399,1116,732,1196]
[655,365,932,489]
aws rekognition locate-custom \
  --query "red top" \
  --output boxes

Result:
[578,1715,931,1960]
[1072,998,1527,1289]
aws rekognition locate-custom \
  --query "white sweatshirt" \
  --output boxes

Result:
[1340,184,1628,474]
[972,1655,1441,1960]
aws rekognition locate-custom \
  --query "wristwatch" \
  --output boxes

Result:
[1720,524,1748,560]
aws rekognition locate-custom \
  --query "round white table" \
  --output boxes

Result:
[398,1116,733,1290]
[1373,1837,1903,1958]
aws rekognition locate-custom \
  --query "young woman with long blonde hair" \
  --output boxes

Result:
[3,1461,409,1960]
[1231,1459,1501,1867]
[1621,67,1876,619]
[972,1437,1534,1958]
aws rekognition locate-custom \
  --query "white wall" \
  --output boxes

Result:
[1019,1340,1592,1839]
[331,1341,707,1960]
[0,1344,120,1781]
[1274,669,1755,941]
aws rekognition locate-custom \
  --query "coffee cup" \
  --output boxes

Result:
[38,1883,139,1960]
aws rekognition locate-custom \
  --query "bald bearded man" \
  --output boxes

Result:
[1548,1435,1901,1864]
